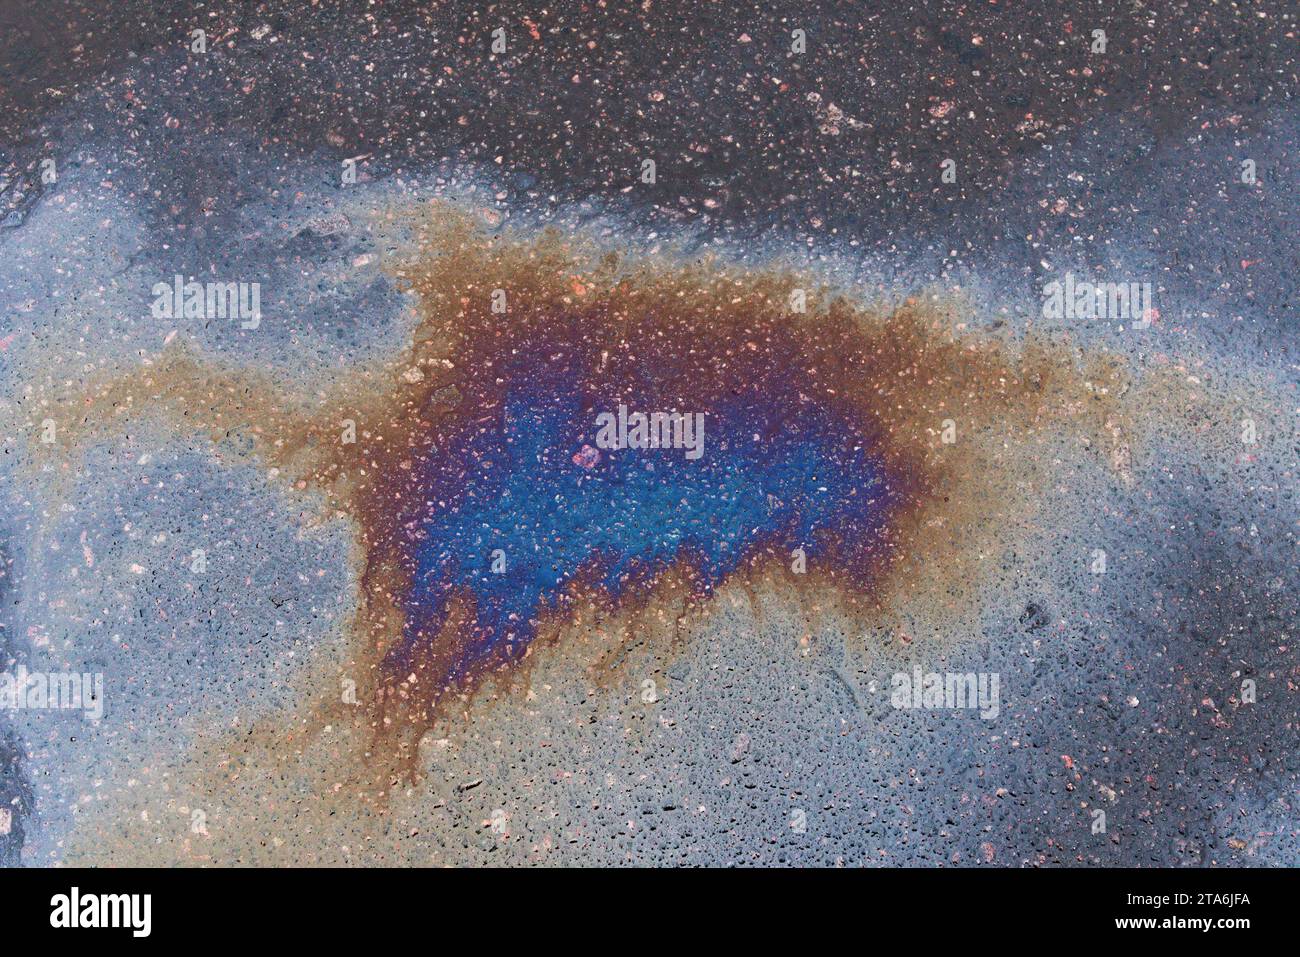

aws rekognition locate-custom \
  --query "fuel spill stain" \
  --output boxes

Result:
[37,203,1138,785]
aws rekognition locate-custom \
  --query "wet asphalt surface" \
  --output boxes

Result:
[0,1,1296,866]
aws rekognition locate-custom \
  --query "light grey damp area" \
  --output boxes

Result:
[3,427,356,865]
